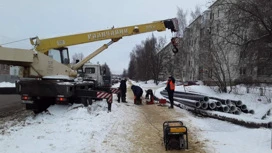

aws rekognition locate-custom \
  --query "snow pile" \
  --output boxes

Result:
[0,82,15,87]
[43,75,74,80]
[187,115,271,153]
[0,100,138,153]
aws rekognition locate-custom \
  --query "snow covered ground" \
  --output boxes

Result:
[0,81,272,153]
[0,82,15,87]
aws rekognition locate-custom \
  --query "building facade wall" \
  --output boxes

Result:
[159,0,271,84]
[0,64,10,75]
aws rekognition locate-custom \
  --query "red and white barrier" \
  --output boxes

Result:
[97,91,112,103]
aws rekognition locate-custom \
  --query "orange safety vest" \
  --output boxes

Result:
[169,80,175,90]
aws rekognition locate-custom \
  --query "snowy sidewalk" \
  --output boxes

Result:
[95,84,207,153]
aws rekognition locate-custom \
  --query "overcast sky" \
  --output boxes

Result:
[0,0,211,74]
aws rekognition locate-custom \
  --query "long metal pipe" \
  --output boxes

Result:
[209,97,226,103]
[241,109,249,113]
[173,98,202,109]
[209,99,222,108]
[162,91,209,102]
[215,101,222,107]
[233,108,241,115]
[217,105,230,113]
[174,91,201,95]
[239,104,247,111]
[175,99,201,108]
[221,99,231,106]
[201,102,209,109]
[208,102,217,110]
[230,100,243,107]
[249,109,255,114]
[228,105,237,112]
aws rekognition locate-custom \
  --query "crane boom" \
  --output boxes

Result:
[0,18,179,78]
[31,18,178,54]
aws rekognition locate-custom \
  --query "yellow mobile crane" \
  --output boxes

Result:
[0,18,179,113]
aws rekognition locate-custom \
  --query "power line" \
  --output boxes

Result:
[0,38,30,46]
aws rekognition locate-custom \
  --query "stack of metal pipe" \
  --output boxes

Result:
[160,90,254,115]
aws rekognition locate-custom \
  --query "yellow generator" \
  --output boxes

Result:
[163,121,188,151]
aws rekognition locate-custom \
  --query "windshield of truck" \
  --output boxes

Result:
[85,68,95,74]
[48,49,61,63]
[62,49,69,64]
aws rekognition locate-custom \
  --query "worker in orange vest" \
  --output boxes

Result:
[165,76,175,109]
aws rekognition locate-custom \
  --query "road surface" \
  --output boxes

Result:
[0,94,24,117]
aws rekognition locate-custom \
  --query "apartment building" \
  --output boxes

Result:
[159,0,271,84]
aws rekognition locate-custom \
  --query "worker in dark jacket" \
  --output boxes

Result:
[165,76,175,109]
[145,89,154,103]
[131,85,143,105]
[118,78,127,102]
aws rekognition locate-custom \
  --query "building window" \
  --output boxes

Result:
[210,11,213,20]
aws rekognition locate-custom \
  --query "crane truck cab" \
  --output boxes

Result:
[80,63,105,87]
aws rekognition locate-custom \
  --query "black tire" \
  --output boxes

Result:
[33,110,41,114]
[81,98,88,107]
[87,98,93,105]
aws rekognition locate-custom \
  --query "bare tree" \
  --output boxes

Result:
[153,36,167,84]
[176,7,188,37]
[71,53,84,64]
[192,1,238,93]
[122,69,128,78]
[127,53,137,80]
[134,43,147,80]
[102,63,111,76]
[190,5,202,23]
[214,0,272,83]
[127,35,167,82]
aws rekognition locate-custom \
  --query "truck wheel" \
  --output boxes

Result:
[26,103,43,114]
[81,98,88,107]
[87,98,93,105]
[26,98,52,114]
[33,110,41,114]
